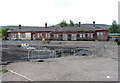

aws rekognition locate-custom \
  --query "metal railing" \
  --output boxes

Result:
[27,49,56,61]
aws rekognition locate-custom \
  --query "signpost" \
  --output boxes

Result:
[21,43,29,48]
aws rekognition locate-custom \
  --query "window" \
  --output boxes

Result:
[11,33,17,38]
[91,34,93,38]
[100,32,103,35]
[38,33,42,38]
[54,34,59,38]
[87,34,93,38]
[20,33,25,38]
[46,33,50,38]
[80,34,82,38]
[112,37,116,39]
[80,34,86,38]
[83,34,85,38]
[97,32,100,35]
[97,32,103,35]
[71,34,77,40]
[87,34,91,38]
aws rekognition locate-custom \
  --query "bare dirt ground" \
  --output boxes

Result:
[1,40,118,81]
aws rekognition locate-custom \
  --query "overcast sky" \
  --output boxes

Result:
[0,0,119,26]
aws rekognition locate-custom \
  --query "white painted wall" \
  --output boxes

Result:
[18,33,20,39]
[10,32,31,40]
[25,33,31,40]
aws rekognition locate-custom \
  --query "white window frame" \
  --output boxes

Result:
[97,32,100,35]
[100,32,103,35]
[87,34,93,38]
[38,33,42,38]
[83,34,85,38]
[46,33,50,38]
[80,34,83,38]
[90,34,93,38]
[71,34,77,40]
[11,33,17,38]
[97,32,103,35]
[20,33,26,38]
[87,34,91,38]
[54,34,59,38]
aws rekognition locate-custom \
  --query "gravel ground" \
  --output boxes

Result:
[2,71,28,81]
[3,56,118,81]
[1,40,118,81]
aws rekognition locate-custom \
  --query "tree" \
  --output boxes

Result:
[75,23,79,26]
[69,20,74,26]
[109,21,120,33]
[1,28,9,36]
[58,20,68,27]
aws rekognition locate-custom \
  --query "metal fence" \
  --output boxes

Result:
[28,50,56,61]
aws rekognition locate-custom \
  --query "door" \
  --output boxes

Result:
[71,34,77,40]
[31,33,35,40]
[62,34,68,40]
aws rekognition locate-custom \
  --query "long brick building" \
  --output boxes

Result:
[7,21,109,41]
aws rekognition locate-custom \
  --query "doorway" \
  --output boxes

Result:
[31,33,35,40]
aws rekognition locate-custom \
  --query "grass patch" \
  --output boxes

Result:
[1,69,9,73]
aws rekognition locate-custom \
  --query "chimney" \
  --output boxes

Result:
[93,21,95,27]
[45,22,47,28]
[79,22,81,27]
[19,24,21,29]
